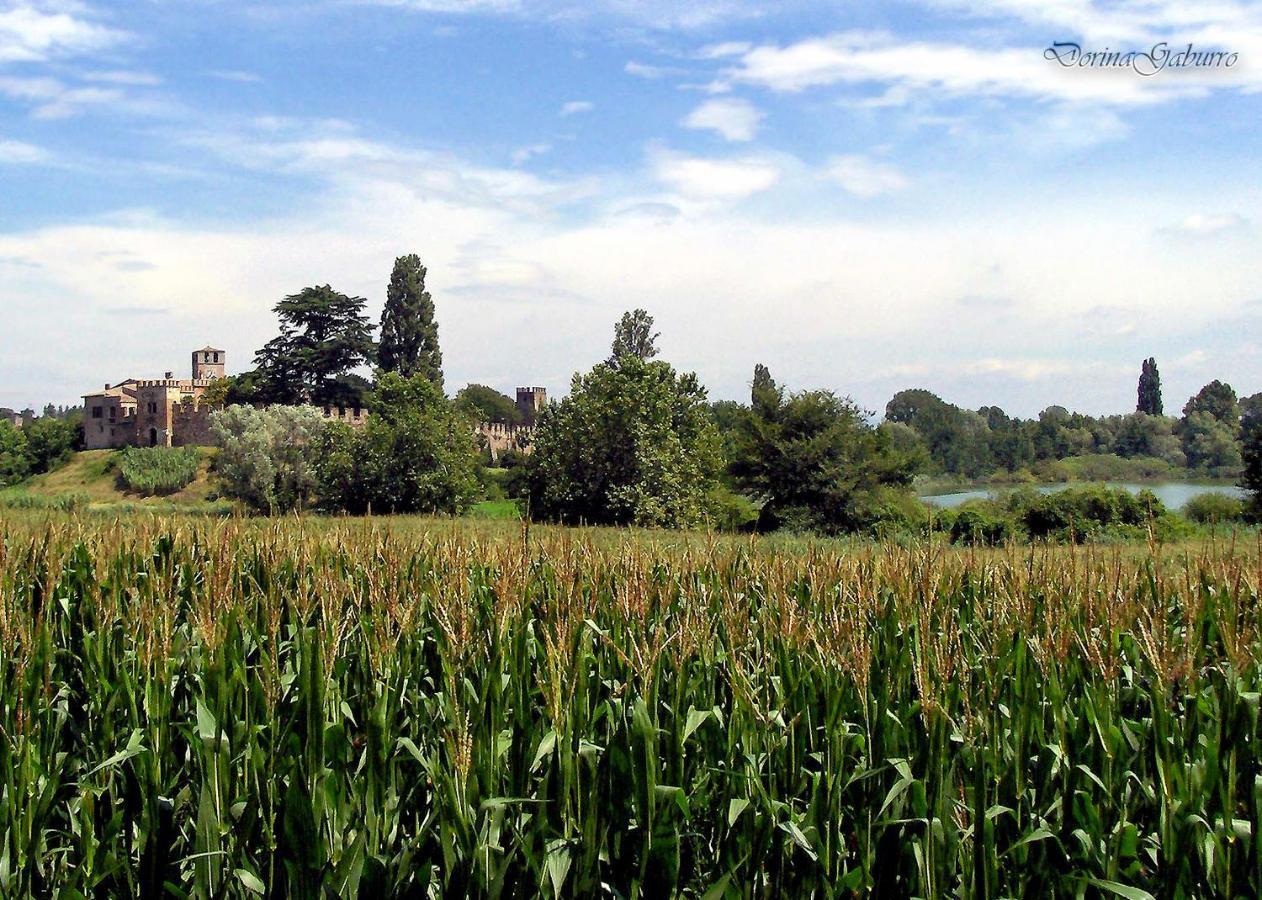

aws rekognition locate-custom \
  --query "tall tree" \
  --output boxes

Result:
[732,371,920,534]
[1243,404,1262,518]
[252,285,375,406]
[1137,357,1163,415]
[378,254,443,388]
[607,308,659,368]
[1183,380,1239,424]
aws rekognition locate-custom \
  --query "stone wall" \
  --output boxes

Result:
[478,422,535,461]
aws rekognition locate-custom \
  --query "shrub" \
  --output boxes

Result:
[315,373,480,515]
[117,446,202,496]
[950,505,1015,546]
[211,405,327,513]
[1182,492,1249,524]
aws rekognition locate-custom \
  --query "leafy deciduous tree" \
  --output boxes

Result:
[210,404,327,512]
[607,309,660,368]
[378,254,443,388]
[526,355,721,528]
[316,372,479,515]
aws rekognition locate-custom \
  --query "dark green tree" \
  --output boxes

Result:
[1183,380,1239,424]
[525,354,721,528]
[733,369,920,534]
[0,420,29,486]
[455,384,523,425]
[379,254,443,388]
[316,372,479,515]
[607,308,659,368]
[1242,404,1261,517]
[22,417,79,474]
[1137,357,1163,415]
[252,285,375,406]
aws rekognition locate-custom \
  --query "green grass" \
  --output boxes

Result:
[1,448,226,512]
[469,497,522,519]
[0,516,1260,896]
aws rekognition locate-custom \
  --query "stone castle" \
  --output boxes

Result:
[82,346,540,457]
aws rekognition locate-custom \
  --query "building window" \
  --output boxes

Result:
[147,401,158,414]
[92,406,103,419]
[213,352,220,362]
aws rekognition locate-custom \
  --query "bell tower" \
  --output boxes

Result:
[192,346,226,381]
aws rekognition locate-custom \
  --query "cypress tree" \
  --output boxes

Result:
[379,254,443,389]
[1137,357,1163,416]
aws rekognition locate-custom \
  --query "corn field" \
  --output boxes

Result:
[1,517,1260,898]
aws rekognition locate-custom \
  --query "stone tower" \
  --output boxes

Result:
[515,387,547,425]
[192,346,225,381]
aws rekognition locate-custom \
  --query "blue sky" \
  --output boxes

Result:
[1,0,1260,416]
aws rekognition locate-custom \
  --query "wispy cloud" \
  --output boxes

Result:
[0,136,49,164]
[559,99,593,116]
[206,69,263,84]
[682,97,762,141]
[824,154,907,197]
[651,147,781,199]
[0,2,126,64]
[725,30,1239,105]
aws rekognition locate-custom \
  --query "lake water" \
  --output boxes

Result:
[921,482,1249,510]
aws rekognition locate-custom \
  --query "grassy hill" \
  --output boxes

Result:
[0,448,231,513]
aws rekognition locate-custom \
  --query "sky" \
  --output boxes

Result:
[1,0,1260,417]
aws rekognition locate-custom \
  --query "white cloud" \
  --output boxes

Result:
[1170,212,1249,235]
[0,2,125,64]
[559,100,593,116]
[728,30,1241,105]
[682,97,763,141]
[824,154,907,197]
[0,137,48,163]
[511,141,551,164]
[206,69,263,84]
[651,148,781,199]
[83,70,161,86]
[624,60,677,79]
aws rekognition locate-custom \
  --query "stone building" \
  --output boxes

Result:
[82,346,226,450]
[84,343,540,455]
[479,387,546,460]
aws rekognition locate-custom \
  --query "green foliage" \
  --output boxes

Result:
[456,383,523,425]
[1182,492,1248,524]
[0,420,30,486]
[21,416,79,474]
[378,254,443,387]
[315,372,480,515]
[606,308,659,368]
[948,505,1014,546]
[526,355,722,527]
[733,371,920,534]
[3,521,1262,896]
[210,404,327,512]
[1137,356,1162,415]
[117,446,201,496]
[1180,411,1243,475]
[1183,379,1239,424]
[252,284,376,405]
[1243,408,1262,514]
[704,485,760,532]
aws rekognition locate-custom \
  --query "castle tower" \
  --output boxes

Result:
[515,387,547,425]
[192,346,225,381]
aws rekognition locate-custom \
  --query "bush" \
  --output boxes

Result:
[950,505,1015,546]
[315,373,480,515]
[211,405,327,513]
[1182,492,1249,524]
[704,486,760,533]
[117,446,201,496]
